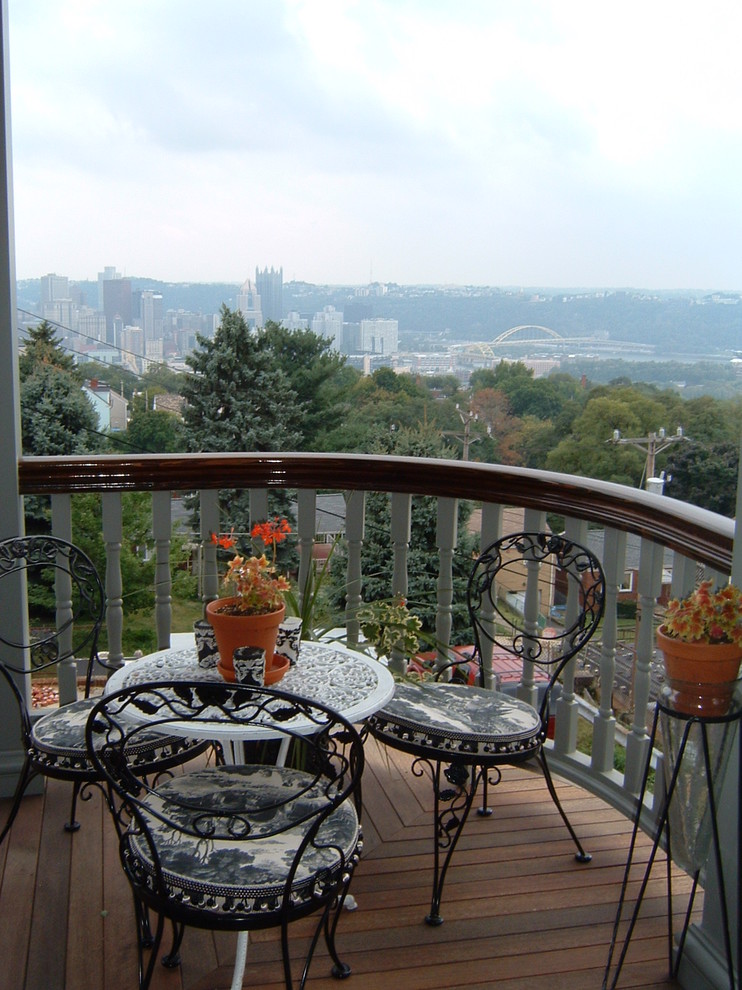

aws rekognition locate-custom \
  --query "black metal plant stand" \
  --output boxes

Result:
[602,693,741,990]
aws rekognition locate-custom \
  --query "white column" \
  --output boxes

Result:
[0,0,29,795]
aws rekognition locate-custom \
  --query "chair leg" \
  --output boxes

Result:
[292,896,345,990]
[538,751,592,862]
[0,758,34,846]
[161,919,185,968]
[64,780,82,832]
[134,897,165,990]
[324,888,353,979]
[424,759,482,925]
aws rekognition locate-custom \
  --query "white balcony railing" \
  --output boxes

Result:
[17,451,736,825]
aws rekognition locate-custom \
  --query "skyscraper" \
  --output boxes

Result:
[140,290,163,343]
[97,266,121,310]
[360,318,398,354]
[237,278,262,328]
[255,266,283,324]
[311,306,343,348]
[103,278,132,344]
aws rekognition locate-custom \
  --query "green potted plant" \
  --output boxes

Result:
[657,579,742,715]
[206,518,291,682]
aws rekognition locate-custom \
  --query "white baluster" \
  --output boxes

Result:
[624,537,664,794]
[200,490,220,607]
[390,492,411,675]
[435,497,458,674]
[552,517,589,755]
[51,494,77,704]
[591,526,625,773]
[152,491,172,649]
[296,489,316,615]
[344,490,365,648]
[477,502,503,689]
[101,492,124,668]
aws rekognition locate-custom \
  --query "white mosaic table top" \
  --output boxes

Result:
[106,639,395,738]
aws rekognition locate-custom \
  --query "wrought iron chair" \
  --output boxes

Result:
[86,680,364,990]
[366,531,605,924]
[0,534,210,842]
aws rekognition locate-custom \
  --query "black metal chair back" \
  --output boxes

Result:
[0,534,107,695]
[87,680,364,990]
[466,531,605,721]
[0,534,210,842]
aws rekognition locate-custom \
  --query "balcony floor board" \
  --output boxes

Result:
[0,736,690,990]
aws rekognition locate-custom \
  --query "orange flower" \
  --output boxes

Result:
[251,517,292,564]
[210,529,235,550]
[210,519,292,615]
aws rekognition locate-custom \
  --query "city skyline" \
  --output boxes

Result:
[8,1,742,291]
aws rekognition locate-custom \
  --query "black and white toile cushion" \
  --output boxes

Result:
[367,681,543,759]
[30,698,203,774]
[125,765,361,917]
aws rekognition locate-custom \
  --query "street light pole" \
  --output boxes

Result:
[608,427,687,491]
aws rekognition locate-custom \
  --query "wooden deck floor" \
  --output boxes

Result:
[0,737,691,990]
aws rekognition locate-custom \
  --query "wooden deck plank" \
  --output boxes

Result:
[0,741,690,990]
[0,791,43,990]
[66,780,106,990]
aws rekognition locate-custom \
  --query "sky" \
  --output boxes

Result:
[7,0,742,290]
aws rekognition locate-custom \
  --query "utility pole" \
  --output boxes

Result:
[608,427,687,492]
[443,404,491,461]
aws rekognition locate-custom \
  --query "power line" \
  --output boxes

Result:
[17,308,188,386]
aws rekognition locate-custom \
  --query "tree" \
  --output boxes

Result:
[19,319,79,381]
[545,387,684,486]
[315,368,432,452]
[180,306,305,536]
[181,306,304,453]
[20,350,106,531]
[125,408,184,453]
[21,364,103,456]
[665,441,739,517]
[255,322,348,449]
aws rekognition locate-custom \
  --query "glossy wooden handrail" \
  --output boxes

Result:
[19,452,734,571]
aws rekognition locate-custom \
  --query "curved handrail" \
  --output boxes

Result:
[19,452,734,571]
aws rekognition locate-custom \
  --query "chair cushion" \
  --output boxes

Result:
[368,681,542,759]
[125,764,361,917]
[30,698,204,774]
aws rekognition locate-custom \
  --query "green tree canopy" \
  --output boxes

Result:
[665,441,739,516]
[545,387,685,486]
[125,408,184,453]
[254,321,349,448]
[19,319,79,381]
[315,368,433,452]
[180,306,306,537]
[20,346,106,532]
[181,306,304,453]
[21,364,104,456]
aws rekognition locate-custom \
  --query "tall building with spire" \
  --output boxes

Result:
[255,266,283,324]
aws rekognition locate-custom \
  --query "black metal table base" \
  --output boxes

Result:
[602,700,741,990]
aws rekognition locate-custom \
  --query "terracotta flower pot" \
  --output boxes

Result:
[657,624,742,716]
[206,598,286,682]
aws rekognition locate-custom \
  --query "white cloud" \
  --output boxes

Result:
[7,0,742,287]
